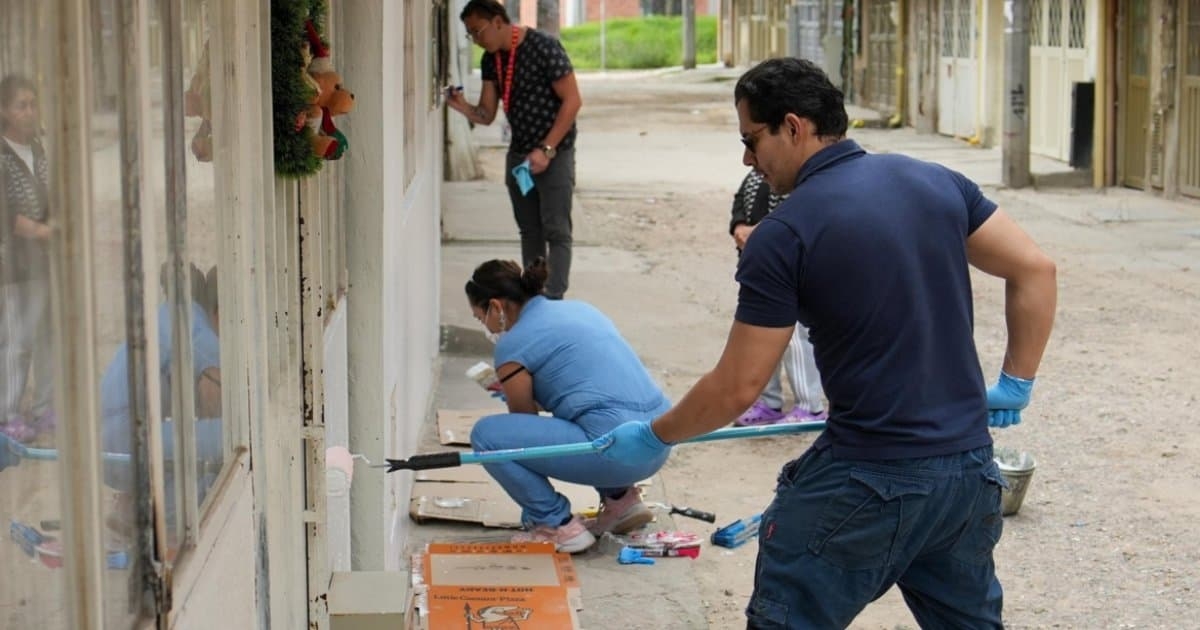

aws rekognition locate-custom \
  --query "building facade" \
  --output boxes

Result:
[720,0,1199,198]
[0,0,446,628]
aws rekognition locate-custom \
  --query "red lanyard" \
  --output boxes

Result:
[495,26,519,114]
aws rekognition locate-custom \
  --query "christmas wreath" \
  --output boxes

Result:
[271,0,354,177]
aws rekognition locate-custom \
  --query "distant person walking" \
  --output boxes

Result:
[447,0,582,299]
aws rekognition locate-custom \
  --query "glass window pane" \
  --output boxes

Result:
[87,0,147,623]
[179,0,226,515]
[0,2,68,627]
[1132,0,1150,76]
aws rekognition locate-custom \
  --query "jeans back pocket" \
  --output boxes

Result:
[949,463,1007,566]
[807,469,935,570]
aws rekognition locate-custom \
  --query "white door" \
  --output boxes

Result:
[937,0,977,138]
[1031,0,1091,161]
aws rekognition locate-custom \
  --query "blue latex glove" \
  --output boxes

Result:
[618,547,655,565]
[592,421,670,465]
[511,160,535,196]
[986,371,1035,428]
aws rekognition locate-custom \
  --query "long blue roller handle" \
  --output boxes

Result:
[466,421,826,464]
[384,421,826,472]
[1,433,132,464]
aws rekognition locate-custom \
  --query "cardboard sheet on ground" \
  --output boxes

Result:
[436,408,498,446]
[410,461,599,528]
[408,542,581,630]
[436,408,555,445]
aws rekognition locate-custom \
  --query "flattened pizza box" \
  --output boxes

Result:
[418,542,581,630]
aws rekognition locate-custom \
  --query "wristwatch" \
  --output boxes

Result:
[541,144,557,159]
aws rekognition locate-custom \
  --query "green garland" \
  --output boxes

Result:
[271,0,328,178]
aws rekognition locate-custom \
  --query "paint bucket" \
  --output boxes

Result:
[994,447,1036,516]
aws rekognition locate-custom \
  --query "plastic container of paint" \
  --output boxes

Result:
[466,361,499,391]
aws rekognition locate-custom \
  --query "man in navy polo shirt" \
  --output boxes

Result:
[596,58,1057,627]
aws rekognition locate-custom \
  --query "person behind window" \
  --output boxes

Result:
[100,263,222,537]
[0,74,54,443]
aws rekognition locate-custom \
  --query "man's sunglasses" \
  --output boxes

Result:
[741,125,769,153]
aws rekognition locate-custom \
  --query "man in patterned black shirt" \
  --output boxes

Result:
[449,0,582,299]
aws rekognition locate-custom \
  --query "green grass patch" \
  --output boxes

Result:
[559,16,717,70]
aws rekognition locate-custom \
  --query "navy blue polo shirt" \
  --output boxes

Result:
[736,139,997,460]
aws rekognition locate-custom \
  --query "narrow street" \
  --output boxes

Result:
[441,65,1200,628]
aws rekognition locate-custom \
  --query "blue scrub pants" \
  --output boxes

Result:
[471,406,670,527]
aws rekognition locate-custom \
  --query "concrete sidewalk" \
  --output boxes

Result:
[425,63,1199,628]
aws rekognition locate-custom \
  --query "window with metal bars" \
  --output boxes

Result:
[941,1,953,56]
[1048,0,1062,47]
[1068,0,1085,49]
[956,0,970,58]
[1188,0,1200,76]
[1031,0,1043,46]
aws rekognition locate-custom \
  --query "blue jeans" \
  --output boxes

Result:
[746,445,1006,629]
[471,407,670,527]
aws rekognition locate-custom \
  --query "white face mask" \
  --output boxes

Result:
[482,305,508,344]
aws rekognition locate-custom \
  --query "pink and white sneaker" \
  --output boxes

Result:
[733,401,785,427]
[587,487,654,536]
[782,406,828,424]
[512,514,596,554]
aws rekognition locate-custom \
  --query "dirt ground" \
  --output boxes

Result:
[473,68,1200,628]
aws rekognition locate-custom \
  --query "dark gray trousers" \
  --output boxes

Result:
[505,147,574,299]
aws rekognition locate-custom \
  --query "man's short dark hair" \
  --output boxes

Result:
[734,58,848,140]
[461,0,511,23]
[0,74,36,110]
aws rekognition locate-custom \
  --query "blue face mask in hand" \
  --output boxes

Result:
[512,160,535,196]
[986,371,1035,428]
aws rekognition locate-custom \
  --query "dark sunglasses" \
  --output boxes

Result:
[741,124,769,153]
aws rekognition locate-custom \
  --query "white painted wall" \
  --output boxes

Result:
[342,0,444,572]
[324,300,352,572]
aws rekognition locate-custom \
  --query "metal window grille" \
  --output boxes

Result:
[1188,0,1200,76]
[941,0,954,56]
[1068,0,1085,48]
[1047,0,1062,47]
[1031,0,1043,46]
[956,0,970,57]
